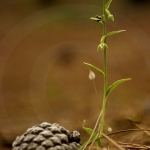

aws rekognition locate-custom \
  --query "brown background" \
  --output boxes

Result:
[0,0,150,149]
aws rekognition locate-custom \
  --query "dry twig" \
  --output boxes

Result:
[118,141,150,150]
[127,118,150,136]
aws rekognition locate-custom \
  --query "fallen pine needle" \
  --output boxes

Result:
[102,133,125,150]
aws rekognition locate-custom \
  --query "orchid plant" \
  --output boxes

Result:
[79,0,131,149]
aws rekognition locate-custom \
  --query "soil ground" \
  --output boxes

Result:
[0,0,150,149]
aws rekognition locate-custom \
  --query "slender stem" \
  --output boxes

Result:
[99,0,107,137]
[82,110,102,150]
[103,0,107,90]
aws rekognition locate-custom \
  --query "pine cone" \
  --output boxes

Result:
[12,122,81,150]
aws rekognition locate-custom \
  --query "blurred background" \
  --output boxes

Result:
[0,0,150,149]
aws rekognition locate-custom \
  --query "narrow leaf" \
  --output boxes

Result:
[95,139,101,147]
[105,0,112,10]
[78,137,102,150]
[78,140,92,150]
[83,127,101,147]
[83,62,105,76]
[83,127,95,135]
[106,78,132,98]
[100,30,126,43]
[106,30,126,37]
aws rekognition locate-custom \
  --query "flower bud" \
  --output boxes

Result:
[108,127,112,132]
[89,70,95,80]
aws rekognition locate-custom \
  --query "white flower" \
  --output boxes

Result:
[108,127,112,132]
[89,70,95,80]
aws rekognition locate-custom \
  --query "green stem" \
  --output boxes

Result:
[99,0,107,138]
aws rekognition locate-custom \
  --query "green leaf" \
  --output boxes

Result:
[106,30,126,37]
[83,127,94,135]
[83,62,105,76]
[83,127,101,147]
[105,0,112,10]
[95,139,101,147]
[78,137,101,150]
[78,140,92,150]
[100,30,126,43]
[106,78,132,98]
